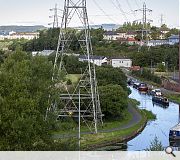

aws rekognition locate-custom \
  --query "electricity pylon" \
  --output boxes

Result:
[48,3,60,28]
[134,2,153,44]
[46,0,103,135]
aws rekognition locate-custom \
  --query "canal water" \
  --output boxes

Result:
[127,86,180,151]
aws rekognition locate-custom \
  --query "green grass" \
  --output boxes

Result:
[51,99,149,150]
[81,110,147,150]
[51,109,132,135]
[66,74,81,84]
[141,109,156,120]
[166,94,180,104]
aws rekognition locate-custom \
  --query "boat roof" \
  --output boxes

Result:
[170,123,180,131]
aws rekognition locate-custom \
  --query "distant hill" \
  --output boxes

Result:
[0,25,46,35]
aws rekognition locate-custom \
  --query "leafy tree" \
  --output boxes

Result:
[0,50,77,150]
[99,85,128,119]
[156,63,166,72]
[96,66,127,91]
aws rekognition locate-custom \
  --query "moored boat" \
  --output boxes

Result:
[152,96,169,106]
[169,123,180,140]
[138,83,148,92]
[133,82,140,89]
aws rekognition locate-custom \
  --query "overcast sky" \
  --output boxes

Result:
[0,0,179,28]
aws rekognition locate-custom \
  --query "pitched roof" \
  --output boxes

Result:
[39,50,55,56]
[79,55,106,60]
[104,31,118,36]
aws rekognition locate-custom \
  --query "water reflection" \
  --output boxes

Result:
[169,139,180,151]
[127,87,180,151]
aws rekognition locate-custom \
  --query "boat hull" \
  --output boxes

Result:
[152,96,169,106]
[138,87,148,92]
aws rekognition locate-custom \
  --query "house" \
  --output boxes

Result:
[126,31,137,39]
[147,40,169,46]
[32,50,55,56]
[0,31,39,40]
[103,31,120,40]
[168,35,179,45]
[110,58,132,68]
[130,66,141,71]
[79,55,107,66]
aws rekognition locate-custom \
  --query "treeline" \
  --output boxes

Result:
[7,27,179,71]
[0,50,78,150]
[132,68,162,85]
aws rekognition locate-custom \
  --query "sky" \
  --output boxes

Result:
[0,0,179,28]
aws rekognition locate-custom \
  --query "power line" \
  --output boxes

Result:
[114,0,129,22]
[92,0,119,24]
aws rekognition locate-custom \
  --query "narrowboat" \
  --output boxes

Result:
[133,82,140,89]
[152,96,169,106]
[169,123,180,140]
[138,83,148,92]
[149,89,162,96]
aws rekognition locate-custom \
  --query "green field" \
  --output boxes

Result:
[66,74,81,84]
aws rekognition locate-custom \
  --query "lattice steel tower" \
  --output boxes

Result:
[46,0,103,134]
[49,3,59,28]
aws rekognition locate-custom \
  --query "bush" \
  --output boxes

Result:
[99,85,128,120]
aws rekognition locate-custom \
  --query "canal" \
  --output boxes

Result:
[127,86,180,151]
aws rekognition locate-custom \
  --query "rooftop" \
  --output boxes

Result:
[170,123,180,132]
[79,55,106,60]
[104,31,118,36]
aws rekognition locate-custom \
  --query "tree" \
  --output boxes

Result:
[146,136,164,151]
[99,85,128,120]
[0,50,77,150]
[96,66,128,91]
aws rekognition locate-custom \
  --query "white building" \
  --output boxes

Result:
[79,55,107,66]
[103,31,137,41]
[103,31,121,41]
[147,40,169,47]
[0,32,39,40]
[111,58,132,68]
[32,50,55,56]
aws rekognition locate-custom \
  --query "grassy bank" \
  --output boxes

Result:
[81,99,152,150]
[81,109,147,150]
[165,94,180,104]
[142,109,156,120]
[51,98,156,150]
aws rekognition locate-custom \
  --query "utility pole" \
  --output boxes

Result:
[134,2,152,45]
[49,3,60,28]
[160,14,165,27]
[46,0,103,149]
